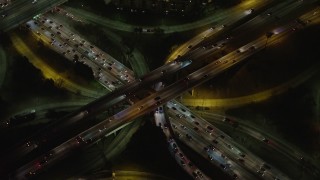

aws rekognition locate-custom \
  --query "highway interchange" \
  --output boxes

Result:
[1,0,320,179]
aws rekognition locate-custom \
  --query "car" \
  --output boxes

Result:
[188,162,194,167]
[155,101,162,106]
[194,121,199,125]
[172,107,177,110]
[192,172,198,178]
[172,143,177,149]
[212,140,218,144]
[259,167,266,172]
[75,136,84,143]
[138,106,143,110]
[181,160,186,166]
[238,158,245,163]
[163,123,168,129]
[195,171,203,177]
[186,132,193,139]
[262,138,270,143]
[250,46,256,51]
[154,96,161,101]
[188,45,193,49]
[207,126,214,131]
[239,153,246,158]
[224,117,231,122]
[40,153,53,165]
[203,74,208,78]
[220,164,227,170]
[193,127,199,131]
[176,114,182,118]
[180,108,186,112]
[267,12,272,16]
[25,171,36,178]
[204,147,209,152]
[221,154,226,159]
[26,141,32,147]
[257,169,265,176]
[233,174,238,179]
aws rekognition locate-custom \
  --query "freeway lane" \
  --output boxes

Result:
[153,84,210,180]
[171,116,256,180]
[165,0,284,63]
[11,15,306,178]
[0,59,193,177]
[26,16,132,91]
[167,101,290,180]
[201,111,320,178]
[6,0,309,163]
[0,0,68,31]
[4,1,320,178]
[10,33,105,98]
[65,0,271,35]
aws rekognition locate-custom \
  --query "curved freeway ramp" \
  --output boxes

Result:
[181,62,320,109]
[70,170,175,180]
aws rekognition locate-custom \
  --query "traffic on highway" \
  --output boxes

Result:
[1,0,320,179]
